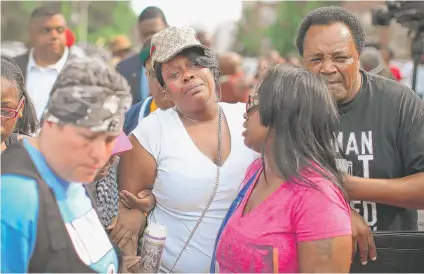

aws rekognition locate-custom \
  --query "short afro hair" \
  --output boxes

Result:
[296,6,366,57]
[138,6,167,25]
[30,4,61,21]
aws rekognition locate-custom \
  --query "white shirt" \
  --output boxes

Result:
[132,102,258,273]
[69,45,86,58]
[26,47,69,119]
[400,61,424,98]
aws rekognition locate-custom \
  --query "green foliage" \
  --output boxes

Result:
[1,1,32,43]
[268,1,339,56]
[60,1,72,21]
[234,5,263,57]
[235,1,340,57]
[21,1,42,14]
[86,1,136,44]
[0,1,136,44]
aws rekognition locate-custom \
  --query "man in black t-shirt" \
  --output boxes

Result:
[296,6,424,266]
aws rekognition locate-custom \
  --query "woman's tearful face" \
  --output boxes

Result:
[161,55,216,112]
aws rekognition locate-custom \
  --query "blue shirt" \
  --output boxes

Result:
[123,96,154,135]
[0,140,119,273]
[140,67,149,103]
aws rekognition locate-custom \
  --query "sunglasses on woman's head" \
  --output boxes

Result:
[246,94,259,114]
[1,96,25,119]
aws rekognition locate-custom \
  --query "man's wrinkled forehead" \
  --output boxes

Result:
[303,23,356,56]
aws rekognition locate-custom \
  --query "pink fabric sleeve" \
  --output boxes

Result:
[292,180,352,242]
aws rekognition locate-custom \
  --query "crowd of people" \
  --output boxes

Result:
[1,3,424,273]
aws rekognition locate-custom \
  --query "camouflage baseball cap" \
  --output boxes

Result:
[43,58,132,134]
[150,26,209,68]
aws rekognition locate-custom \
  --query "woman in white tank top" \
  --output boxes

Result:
[116,27,257,272]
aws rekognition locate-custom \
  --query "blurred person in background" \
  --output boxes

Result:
[77,41,111,64]
[365,42,381,49]
[267,49,286,64]
[254,58,270,85]
[0,58,137,273]
[401,54,424,99]
[14,4,77,120]
[123,37,173,135]
[219,52,251,103]
[117,27,258,272]
[380,46,402,82]
[213,64,352,273]
[297,6,424,266]
[196,29,213,48]
[117,6,167,105]
[0,41,28,58]
[360,47,395,80]
[286,53,301,66]
[1,56,38,153]
[108,35,135,68]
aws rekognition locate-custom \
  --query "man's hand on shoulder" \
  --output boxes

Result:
[351,208,377,266]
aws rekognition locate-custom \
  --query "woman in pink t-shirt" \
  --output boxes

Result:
[214,64,352,273]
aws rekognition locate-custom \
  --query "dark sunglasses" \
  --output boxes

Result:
[246,94,259,114]
[1,96,25,119]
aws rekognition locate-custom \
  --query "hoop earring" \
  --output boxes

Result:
[215,82,222,102]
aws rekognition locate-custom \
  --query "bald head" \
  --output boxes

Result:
[267,50,281,64]
[196,30,212,48]
[219,52,243,75]
[360,47,385,74]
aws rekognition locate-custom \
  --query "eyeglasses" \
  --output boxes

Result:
[246,94,259,114]
[1,97,25,119]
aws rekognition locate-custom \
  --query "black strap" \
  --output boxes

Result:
[1,141,41,180]
[1,141,68,272]
[3,141,97,211]
[28,178,72,272]
[4,133,19,148]
[2,141,105,273]
[84,183,98,211]
[2,142,86,272]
